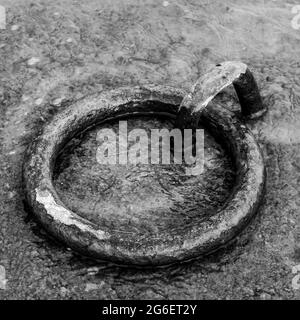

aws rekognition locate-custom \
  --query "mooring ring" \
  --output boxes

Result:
[23,85,265,266]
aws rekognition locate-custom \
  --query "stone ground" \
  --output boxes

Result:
[0,0,299,299]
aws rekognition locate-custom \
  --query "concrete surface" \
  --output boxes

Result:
[0,0,299,299]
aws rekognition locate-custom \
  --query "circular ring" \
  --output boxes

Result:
[22,85,266,266]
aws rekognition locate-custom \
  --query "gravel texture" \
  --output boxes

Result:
[0,0,299,299]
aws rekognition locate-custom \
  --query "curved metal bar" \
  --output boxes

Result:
[176,61,267,128]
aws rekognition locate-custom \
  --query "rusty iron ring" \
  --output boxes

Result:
[22,83,266,266]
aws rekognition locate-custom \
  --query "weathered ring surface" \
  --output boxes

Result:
[23,85,266,266]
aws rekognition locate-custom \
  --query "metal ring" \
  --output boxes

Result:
[22,85,266,266]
